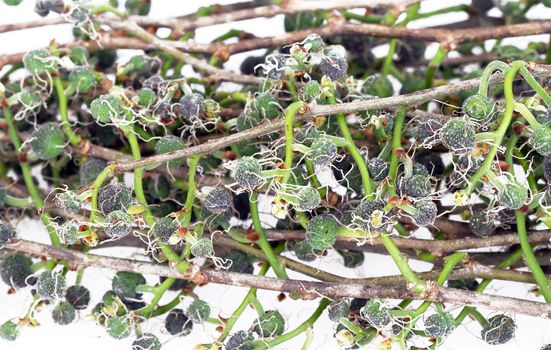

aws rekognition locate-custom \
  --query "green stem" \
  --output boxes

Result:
[516,210,551,302]
[250,192,288,279]
[425,45,447,89]
[3,107,60,247]
[388,107,406,196]
[53,76,81,146]
[260,298,331,349]
[478,60,510,97]
[329,96,373,196]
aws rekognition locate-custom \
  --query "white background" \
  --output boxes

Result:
[1,1,551,349]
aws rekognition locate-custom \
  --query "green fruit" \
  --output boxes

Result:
[20,88,42,109]
[425,312,455,338]
[463,94,496,122]
[253,93,280,119]
[23,49,55,74]
[3,0,23,6]
[36,271,67,300]
[469,211,495,237]
[106,316,131,339]
[90,94,125,124]
[367,158,389,181]
[132,333,161,350]
[0,253,32,288]
[291,240,318,262]
[301,80,323,101]
[97,183,133,215]
[80,158,107,185]
[226,330,255,350]
[204,187,232,215]
[190,238,213,258]
[252,310,285,337]
[58,222,79,245]
[125,0,151,15]
[187,299,210,323]
[360,299,391,328]
[308,138,337,167]
[532,125,551,156]
[306,214,338,251]
[137,88,157,109]
[293,186,321,211]
[500,181,528,209]
[233,157,263,191]
[481,315,516,345]
[165,308,192,336]
[412,200,437,227]
[56,191,84,214]
[104,210,133,239]
[112,271,146,301]
[353,199,388,233]
[65,285,91,310]
[320,45,348,80]
[154,216,178,244]
[69,67,96,94]
[0,220,14,249]
[69,46,89,65]
[303,33,325,52]
[155,135,185,168]
[30,122,65,160]
[440,118,476,153]
[328,300,350,322]
[223,250,253,274]
[0,320,18,341]
[236,110,262,132]
[52,302,76,325]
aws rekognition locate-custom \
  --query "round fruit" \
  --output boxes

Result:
[320,45,348,80]
[23,49,55,74]
[0,253,32,288]
[204,187,232,215]
[98,183,132,215]
[463,94,496,122]
[80,158,107,185]
[0,321,18,341]
[69,66,96,94]
[425,312,455,338]
[125,0,151,15]
[360,299,391,328]
[253,93,280,119]
[353,199,388,233]
[104,210,133,239]
[469,211,495,237]
[56,191,83,214]
[52,302,76,325]
[367,158,389,181]
[481,315,516,345]
[165,308,192,336]
[225,330,255,350]
[306,214,338,251]
[532,125,551,156]
[499,181,528,209]
[252,310,285,337]
[112,271,145,301]
[328,300,350,322]
[187,299,210,323]
[233,157,264,191]
[154,216,178,244]
[132,333,161,350]
[65,285,91,310]
[106,316,131,339]
[179,93,205,119]
[412,200,438,227]
[190,238,213,258]
[155,135,185,168]
[90,94,125,124]
[0,220,14,250]
[36,271,67,300]
[308,138,337,167]
[440,118,476,153]
[30,122,65,160]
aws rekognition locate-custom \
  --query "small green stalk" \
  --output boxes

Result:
[3,107,60,247]
[258,298,331,349]
[250,192,288,279]
[53,76,81,146]
[387,107,406,196]
[425,45,447,89]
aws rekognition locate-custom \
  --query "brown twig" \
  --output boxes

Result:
[5,238,551,318]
